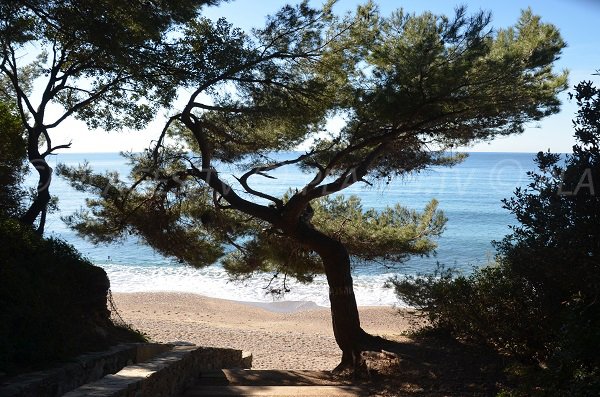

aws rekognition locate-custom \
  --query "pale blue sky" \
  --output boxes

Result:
[51,0,600,153]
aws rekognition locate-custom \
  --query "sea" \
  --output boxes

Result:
[35,152,538,307]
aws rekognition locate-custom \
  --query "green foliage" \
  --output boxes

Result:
[221,232,324,287]
[0,101,27,217]
[391,263,548,359]
[0,217,145,374]
[1,1,228,231]
[494,79,600,394]
[0,0,217,129]
[392,78,600,395]
[312,195,446,262]
[220,194,446,284]
[307,6,567,179]
[496,85,600,316]
[57,151,227,268]
[59,3,567,291]
[171,2,337,162]
[58,151,447,284]
[47,2,571,361]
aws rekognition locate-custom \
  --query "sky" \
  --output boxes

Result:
[46,0,600,153]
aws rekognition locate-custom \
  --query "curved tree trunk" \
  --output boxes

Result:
[19,130,51,235]
[294,222,368,369]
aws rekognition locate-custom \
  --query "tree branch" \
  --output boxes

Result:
[42,142,72,158]
[284,142,388,224]
[191,102,267,114]
[1,46,36,122]
[180,113,280,225]
[45,73,129,129]
[213,189,232,210]
[236,170,283,208]
[151,113,181,162]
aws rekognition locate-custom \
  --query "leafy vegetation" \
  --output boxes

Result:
[0,0,219,233]
[0,101,27,218]
[392,79,600,395]
[0,217,145,374]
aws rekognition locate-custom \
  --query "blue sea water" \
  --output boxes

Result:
[37,152,538,306]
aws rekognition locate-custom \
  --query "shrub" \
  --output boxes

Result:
[390,263,549,360]
[392,78,600,395]
[0,101,27,218]
[0,217,144,374]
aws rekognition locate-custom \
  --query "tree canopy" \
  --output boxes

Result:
[0,0,222,232]
[56,2,568,369]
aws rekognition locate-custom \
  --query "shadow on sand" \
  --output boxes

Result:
[359,333,511,396]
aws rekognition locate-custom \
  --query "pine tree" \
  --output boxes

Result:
[58,3,567,369]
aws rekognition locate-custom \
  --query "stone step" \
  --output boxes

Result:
[196,369,230,386]
[211,369,348,386]
[182,385,365,396]
[185,369,366,397]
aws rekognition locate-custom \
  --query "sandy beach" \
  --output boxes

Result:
[111,292,412,370]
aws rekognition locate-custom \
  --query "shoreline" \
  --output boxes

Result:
[111,291,415,370]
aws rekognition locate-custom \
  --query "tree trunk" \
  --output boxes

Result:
[20,131,51,235]
[295,222,367,370]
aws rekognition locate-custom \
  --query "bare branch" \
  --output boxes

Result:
[213,189,232,210]
[186,161,279,225]
[151,113,182,162]
[303,160,328,189]
[1,46,36,122]
[42,141,72,158]
[224,233,246,253]
[191,102,265,114]
[284,142,388,224]
[227,75,317,98]
[235,172,283,208]
[41,128,52,155]
[263,272,280,291]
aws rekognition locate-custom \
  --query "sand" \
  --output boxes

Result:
[111,292,413,370]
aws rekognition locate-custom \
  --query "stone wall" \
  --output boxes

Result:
[0,343,170,397]
[62,346,247,397]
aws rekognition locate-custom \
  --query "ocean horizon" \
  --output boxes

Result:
[33,151,540,307]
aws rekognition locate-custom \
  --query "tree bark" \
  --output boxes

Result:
[19,130,51,235]
[294,222,368,369]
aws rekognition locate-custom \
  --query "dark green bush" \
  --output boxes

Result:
[392,79,600,395]
[0,217,144,374]
[391,263,549,361]
[0,101,28,218]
